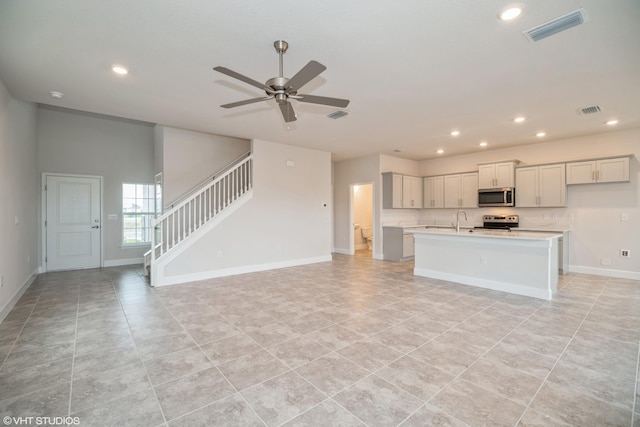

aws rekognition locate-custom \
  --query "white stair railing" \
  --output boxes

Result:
[149,154,252,266]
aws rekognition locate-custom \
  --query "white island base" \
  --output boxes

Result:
[413,230,561,300]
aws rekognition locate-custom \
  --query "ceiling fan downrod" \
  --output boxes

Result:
[274,40,288,78]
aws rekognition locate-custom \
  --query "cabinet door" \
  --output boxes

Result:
[402,176,412,208]
[432,175,444,208]
[495,162,515,187]
[539,164,566,207]
[460,173,478,208]
[410,177,423,208]
[478,164,496,189]
[597,157,629,183]
[443,175,461,208]
[423,177,434,208]
[566,161,596,184]
[515,167,539,207]
[402,234,414,257]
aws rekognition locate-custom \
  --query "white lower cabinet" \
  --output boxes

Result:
[383,227,420,261]
[444,172,478,208]
[516,164,566,207]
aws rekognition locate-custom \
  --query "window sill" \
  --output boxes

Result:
[121,243,152,249]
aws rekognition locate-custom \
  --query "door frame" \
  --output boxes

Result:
[349,181,375,256]
[41,173,104,273]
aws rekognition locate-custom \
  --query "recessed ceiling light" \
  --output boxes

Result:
[536,132,546,137]
[606,120,619,126]
[514,116,526,123]
[437,149,444,154]
[450,130,460,137]
[479,141,488,147]
[112,65,129,75]
[500,7,522,21]
[49,91,64,99]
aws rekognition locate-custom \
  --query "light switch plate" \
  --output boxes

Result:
[108,214,118,220]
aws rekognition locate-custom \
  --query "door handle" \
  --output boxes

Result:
[91,225,99,229]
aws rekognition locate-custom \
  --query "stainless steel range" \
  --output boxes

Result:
[477,215,519,230]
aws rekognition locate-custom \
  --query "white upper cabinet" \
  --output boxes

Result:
[423,176,444,209]
[516,164,566,207]
[402,176,423,208]
[382,172,422,209]
[444,172,478,208]
[478,161,517,189]
[566,156,630,184]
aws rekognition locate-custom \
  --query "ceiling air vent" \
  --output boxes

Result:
[327,110,349,119]
[524,8,588,42]
[578,105,601,115]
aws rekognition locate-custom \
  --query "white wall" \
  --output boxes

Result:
[163,139,332,281]
[418,128,640,279]
[158,126,250,206]
[36,107,155,266]
[0,78,38,321]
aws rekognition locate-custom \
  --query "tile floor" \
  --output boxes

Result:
[0,251,639,426]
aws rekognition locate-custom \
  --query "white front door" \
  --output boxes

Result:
[46,175,101,271]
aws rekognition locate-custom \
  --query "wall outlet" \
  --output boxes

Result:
[621,250,630,258]
[621,213,628,221]
[601,258,612,266]
[217,249,222,258]
[480,256,487,265]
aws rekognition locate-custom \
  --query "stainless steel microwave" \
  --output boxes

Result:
[478,188,515,207]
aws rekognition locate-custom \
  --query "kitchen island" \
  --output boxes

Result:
[413,228,562,300]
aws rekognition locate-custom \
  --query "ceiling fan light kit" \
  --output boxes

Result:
[214,40,350,123]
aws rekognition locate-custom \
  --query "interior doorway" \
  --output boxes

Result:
[351,183,373,257]
[43,174,103,271]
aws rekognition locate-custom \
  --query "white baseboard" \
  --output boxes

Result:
[332,248,353,255]
[569,265,640,281]
[0,269,38,323]
[155,255,332,287]
[103,257,144,267]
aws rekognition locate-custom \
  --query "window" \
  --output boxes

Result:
[122,183,154,245]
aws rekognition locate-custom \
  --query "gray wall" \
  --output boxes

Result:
[157,126,250,207]
[0,78,38,320]
[36,106,155,265]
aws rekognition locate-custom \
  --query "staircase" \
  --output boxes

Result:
[145,153,253,286]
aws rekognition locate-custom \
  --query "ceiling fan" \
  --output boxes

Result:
[214,40,350,122]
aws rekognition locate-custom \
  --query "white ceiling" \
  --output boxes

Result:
[1,0,639,161]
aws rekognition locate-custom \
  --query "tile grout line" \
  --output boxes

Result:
[67,285,80,417]
[392,295,541,426]
[513,277,608,426]
[151,286,268,426]
[113,274,170,426]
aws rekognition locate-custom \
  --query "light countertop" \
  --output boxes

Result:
[413,228,563,241]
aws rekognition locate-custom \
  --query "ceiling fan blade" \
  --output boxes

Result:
[286,60,326,91]
[213,66,270,92]
[296,94,350,108]
[220,96,272,109]
[279,101,297,122]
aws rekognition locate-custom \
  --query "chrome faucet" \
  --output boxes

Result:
[456,210,468,232]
